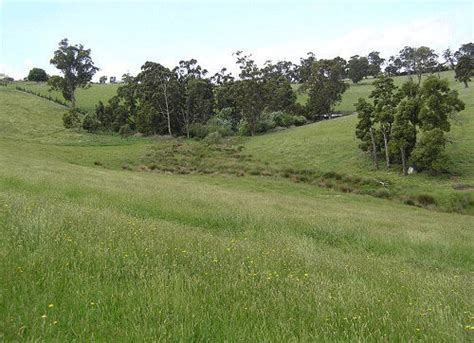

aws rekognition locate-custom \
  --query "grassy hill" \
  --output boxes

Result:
[1,73,473,340]
[14,81,120,112]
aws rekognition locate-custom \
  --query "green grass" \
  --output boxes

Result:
[13,81,120,112]
[1,77,473,341]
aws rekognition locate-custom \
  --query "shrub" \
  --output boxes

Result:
[416,194,436,206]
[63,109,82,129]
[293,115,307,126]
[448,194,473,213]
[203,131,223,145]
[270,111,295,127]
[119,124,133,138]
[255,112,276,133]
[411,129,449,174]
[82,112,101,132]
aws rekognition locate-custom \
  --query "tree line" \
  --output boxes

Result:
[45,38,472,143]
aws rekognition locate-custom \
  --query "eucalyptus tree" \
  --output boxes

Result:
[303,58,348,120]
[49,38,98,108]
[454,54,473,88]
[369,76,399,167]
[347,55,369,83]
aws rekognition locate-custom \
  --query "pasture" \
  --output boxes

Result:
[1,71,473,340]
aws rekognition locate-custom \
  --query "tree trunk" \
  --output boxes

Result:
[70,92,76,109]
[400,146,407,176]
[369,127,378,169]
[417,72,422,85]
[464,80,469,88]
[162,82,172,136]
[382,130,390,168]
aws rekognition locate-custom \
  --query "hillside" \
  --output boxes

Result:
[1,75,473,340]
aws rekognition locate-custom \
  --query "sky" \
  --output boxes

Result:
[0,0,473,81]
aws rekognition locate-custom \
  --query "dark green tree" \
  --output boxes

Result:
[454,55,473,88]
[27,68,48,82]
[49,38,98,108]
[298,52,316,83]
[303,59,348,121]
[370,76,398,167]
[347,55,369,83]
[419,76,465,132]
[391,100,417,175]
[367,51,385,77]
[355,98,378,168]
[411,128,448,174]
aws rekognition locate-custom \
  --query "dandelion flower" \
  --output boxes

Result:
[48,304,54,308]
[41,314,47,319]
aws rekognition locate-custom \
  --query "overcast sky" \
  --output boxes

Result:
[1,0,472,80]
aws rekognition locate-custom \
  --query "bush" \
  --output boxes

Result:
[270,111,295,127]
[119,124,133,138]
[237,119,251,136]
[204,131,223,145]
[411,129,449,174]
[293,115,307,126]
[189,118,233,139]
[416,194,436,206]
[448,194,473,213]
[82,112,101,132]
[63,109,82,129]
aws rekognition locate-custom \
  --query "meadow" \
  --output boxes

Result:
[1,71,473,341]
[15,81,120,112]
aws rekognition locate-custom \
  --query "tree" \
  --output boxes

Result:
[399,46,438,84]
[49,38,98,108]
[303,59,349,120]
[228,51,269,136]
[136,62,180,135]
[391,100,417,175]
[370,76,398,167]
[355,98,378,168]
[347,55,369,83]
[411,128,448,174]
[455,42,474,58]
[442,48,455,69]
[385,56,402,76]
[99,75,108,84]
[454,55,473,88]
[367,51,385,77]
[419,76,464,132]
[27,68,48,82]
[175,60,214,137]
[298,52,316,83]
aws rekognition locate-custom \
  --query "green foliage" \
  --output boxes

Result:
[49,38,98,108]
[203,131,223,145]
[347,55,369,83]
[419,76,465,131]
[355,98,375,151]
[27,67,48,82]
[454,55,473,87]
[82,112,101,132]
[411,128,448,173]
[62,108,82,129]
[304,59,349,120]
[118,123,133,138]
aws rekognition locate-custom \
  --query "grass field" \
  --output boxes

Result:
[15,81,120,113]
[1,72,473,340]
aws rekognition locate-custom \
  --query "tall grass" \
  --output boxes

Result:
[1,75,473,341]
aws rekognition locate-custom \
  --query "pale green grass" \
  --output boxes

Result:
[13,81,120,112]
[0,81,473,341]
